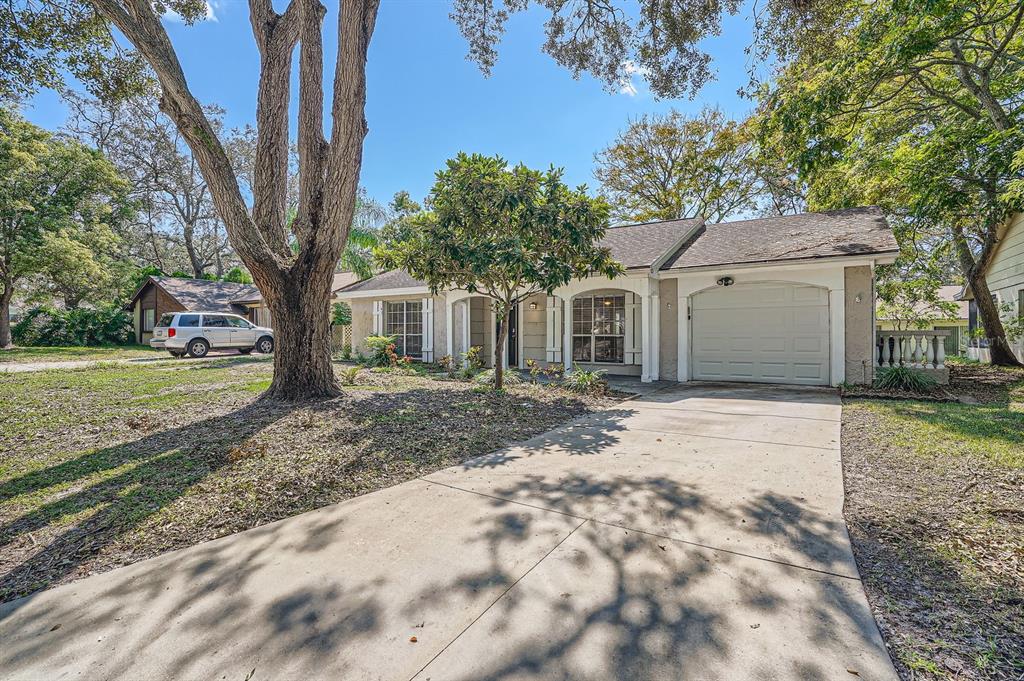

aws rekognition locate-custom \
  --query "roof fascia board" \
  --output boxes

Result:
[648,217,706,275]
[335,285,430,299]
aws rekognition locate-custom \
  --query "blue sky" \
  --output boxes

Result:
[26,0,760,207]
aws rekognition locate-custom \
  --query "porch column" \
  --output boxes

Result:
[563,296,573,373]
[647,284,660,382]
[640,282,654,383]
[445,297,454,359]
[461,299,471,368]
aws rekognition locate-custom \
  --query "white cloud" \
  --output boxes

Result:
[617,60,648,97]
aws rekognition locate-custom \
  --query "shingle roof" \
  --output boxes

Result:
[661,207,897,270]
[151,277,261,313]
[600,217,704,269]
[336,269,426,294]
[338,218,702,295]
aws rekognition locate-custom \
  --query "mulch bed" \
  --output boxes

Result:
[842,362,1023,404]
[842,364,1024,680]
[0,366,618,604]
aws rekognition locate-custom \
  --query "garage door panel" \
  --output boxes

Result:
[691,284,830,386]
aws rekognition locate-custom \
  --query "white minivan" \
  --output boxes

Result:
[150,312,274,358]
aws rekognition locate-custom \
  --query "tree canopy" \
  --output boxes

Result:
[757,0,1024,365]
[376,152,622,388]
[0,107,132,347]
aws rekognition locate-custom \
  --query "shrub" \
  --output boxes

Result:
[874,366,938,393]
[542,363,565,380]
[340,343,352,360]
[437,354,458,378]
[338,366,360,385]
[331,301,352,327]
[525,358,542,383]
[473,368,524,387]
[562,368,609,396]
[13,304,134,347]
[365,335,398,367]
[462,345,484,372]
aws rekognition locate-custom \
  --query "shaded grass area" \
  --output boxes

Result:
[842,365,1024,680]
[0,345,163,364]
[0,361,612,603]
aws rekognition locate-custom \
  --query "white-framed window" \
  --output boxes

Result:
[143,308,156,332]
[572,294,626,363]
[385,300,424,358]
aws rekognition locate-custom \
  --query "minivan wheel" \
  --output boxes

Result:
[187,339,209,358]
[256,336,274,354]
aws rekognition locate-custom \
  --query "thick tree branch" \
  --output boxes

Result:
[88,0,269,268]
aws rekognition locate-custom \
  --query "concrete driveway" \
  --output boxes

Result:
[0,383,897,680]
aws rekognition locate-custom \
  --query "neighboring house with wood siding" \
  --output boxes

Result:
[337,207,900,387]
[959,212,1024,362]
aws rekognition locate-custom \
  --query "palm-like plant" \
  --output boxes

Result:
[338,191,386,280]
[286,188,384,281]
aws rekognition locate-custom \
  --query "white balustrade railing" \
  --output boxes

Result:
[876,330,951,370]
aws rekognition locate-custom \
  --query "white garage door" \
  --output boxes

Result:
[691,283,830,386]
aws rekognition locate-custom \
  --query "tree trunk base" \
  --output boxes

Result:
[258,276,343,402]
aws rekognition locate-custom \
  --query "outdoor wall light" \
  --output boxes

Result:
[529,302,538,310]
[716,276,734,287]
[855,294,863,303]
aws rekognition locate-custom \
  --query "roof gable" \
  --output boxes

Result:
[134,277,262,313]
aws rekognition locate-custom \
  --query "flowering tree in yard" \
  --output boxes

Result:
[376,153,623,390]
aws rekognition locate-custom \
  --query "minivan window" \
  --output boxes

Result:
[177,314,200,327]
[226,316,252,328]
[157,313,175,328]
[203,315,229,328]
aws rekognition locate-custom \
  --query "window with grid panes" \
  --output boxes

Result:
[572,294,625,363]
[385,301,423,358]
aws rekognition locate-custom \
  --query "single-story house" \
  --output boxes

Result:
[336,206,900,387]
[959,211,1024,362]
[876,285,970,357]
[126,272,360,345]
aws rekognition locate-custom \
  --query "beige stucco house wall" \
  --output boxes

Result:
[336,208,900,386]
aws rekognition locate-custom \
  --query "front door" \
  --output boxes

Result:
[498,306,518,367]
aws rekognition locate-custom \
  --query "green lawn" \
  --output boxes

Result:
[0,345,162,364]
[0,360,612,603]
[842,365,1024,680]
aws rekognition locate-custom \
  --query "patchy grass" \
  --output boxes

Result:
[0,360,616,603]
[843,363,1024,680]
[0,345,162,364]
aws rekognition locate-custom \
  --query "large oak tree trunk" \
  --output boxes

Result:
[969,271,1023,367]
[88,0,380,401]
[260,262,339,400]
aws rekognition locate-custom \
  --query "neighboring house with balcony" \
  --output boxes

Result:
[876,285,970,357]
[336,207,903,387]
[958,212,1024,362]
[126,272,360,345]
